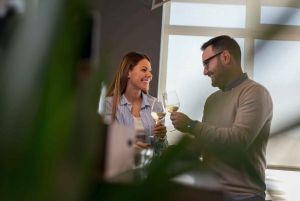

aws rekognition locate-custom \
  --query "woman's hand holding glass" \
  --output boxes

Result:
[153,121,167,140]
[134,141,150,149]
[133,133,152,169]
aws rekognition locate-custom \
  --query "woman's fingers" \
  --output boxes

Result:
[135,142,150,149]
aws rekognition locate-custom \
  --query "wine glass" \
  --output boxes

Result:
[151,98,166,124]
[133,135,155,170]
[162,90,180,132]
[150,98,166,139]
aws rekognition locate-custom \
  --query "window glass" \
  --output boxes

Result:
[170,2,246,28]
[254,40,300,133]
[261,6,300,26]
[266,169,300,201]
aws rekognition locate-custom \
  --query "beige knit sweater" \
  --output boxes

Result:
[192,78,273,195]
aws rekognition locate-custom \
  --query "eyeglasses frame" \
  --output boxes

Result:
[203,51,224,70]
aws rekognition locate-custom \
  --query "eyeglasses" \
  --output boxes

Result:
[203,51,223,70]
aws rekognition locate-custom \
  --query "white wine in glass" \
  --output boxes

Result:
[162,90,180,132]
[151,98,166,123]
[150,98,166,140]
[165,105,179,113]
[151,112,166,123]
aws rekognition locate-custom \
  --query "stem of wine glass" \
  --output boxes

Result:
[170,124,177,132]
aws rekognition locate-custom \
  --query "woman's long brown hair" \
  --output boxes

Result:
[106,52,150,121]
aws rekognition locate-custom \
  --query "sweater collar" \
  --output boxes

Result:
[224,73,248,92]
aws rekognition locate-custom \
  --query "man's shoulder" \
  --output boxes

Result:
[244,78,261,87]
[242,79,270,93]
[208,79,271,98]
[237,79,273,105]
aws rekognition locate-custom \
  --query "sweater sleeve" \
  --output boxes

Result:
[192,84,273,152]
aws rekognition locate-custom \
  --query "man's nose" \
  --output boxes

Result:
[203,68,209,76]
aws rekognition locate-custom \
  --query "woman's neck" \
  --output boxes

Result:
[124,88,142,104]
[124,88,143,118]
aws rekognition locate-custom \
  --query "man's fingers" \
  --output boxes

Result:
[170,112,181,121]
[170,113,176,120]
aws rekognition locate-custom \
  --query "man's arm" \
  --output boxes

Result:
[192,85,273,151]
[171,85,273,152]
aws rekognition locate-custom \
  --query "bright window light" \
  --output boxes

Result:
[254,40,300,133]
[261,6,300,26]
[266,169,300,201]
[170,2,246,28]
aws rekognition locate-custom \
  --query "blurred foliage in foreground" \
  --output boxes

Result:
[0,0,104,200]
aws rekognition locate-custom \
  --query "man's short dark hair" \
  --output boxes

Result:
[201,35,242,64]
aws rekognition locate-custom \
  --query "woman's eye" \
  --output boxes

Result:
[141,69,146,72]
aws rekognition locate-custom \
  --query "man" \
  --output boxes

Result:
[170,35,273,201]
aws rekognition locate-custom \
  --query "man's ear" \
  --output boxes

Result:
[222,50,231,65]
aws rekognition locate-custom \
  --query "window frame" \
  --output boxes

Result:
[159,0,300,98]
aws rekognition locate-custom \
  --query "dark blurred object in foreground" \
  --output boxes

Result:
[90,136,231,201]
[0,0,103,201]
[0,0,23,58]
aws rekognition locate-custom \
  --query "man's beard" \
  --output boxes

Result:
[211,61,226,90]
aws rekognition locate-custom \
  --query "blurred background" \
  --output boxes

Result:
[1,0,300,200]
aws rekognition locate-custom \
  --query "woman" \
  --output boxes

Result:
[105,52,168,157]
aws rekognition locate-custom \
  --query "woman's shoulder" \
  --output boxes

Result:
[143,93,156,102]
[105,96,113,103]
[142,93,157,106]
[144,93,156,100]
